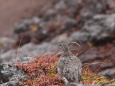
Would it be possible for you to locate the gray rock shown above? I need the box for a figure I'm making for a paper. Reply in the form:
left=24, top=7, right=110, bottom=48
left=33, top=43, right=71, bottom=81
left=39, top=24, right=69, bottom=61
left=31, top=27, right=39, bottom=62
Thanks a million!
left=43, top=9, right=57, bottom=20
left=67, top=32, right=90, bottom=43
left=0, top=43, right=55, bottom=64
left=11, top=56, right=35, bottom=64
left=0, top=37, right=15, bottom=53
left=55, top=0, right=67, bottom=11
left=55, top=15, right=76, bottom=25
left=79, top=50, right=99, bottom=63
left=67, top=13, right=115, bottom=43
left=80, top=0, right=106, bottom=18
left=62, top=17, right=76, bottom=30
left=54, top=0, right=81, bottom=18
left=14, top=17, right=40, bottom=34
left=54, top=0, right=81, bottom=12
left=51, top=34, right=68, bottom=44
left=0, top=81, right=19, bottom=86
left=0, top=43, right=36, bottom=64
left=0, top=50, right=16, bottom=63
left=99, top=69, right=115, bottom=78
left=93, top=14, right=115, bottom=29
left=65, top=0, right=81, bottom=8
left=0, top=64, right=26, bottom=86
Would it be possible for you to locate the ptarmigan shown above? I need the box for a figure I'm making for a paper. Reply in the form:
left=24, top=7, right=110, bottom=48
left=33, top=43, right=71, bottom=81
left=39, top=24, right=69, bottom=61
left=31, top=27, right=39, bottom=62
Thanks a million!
left=57, top=43, right=82, bottom=85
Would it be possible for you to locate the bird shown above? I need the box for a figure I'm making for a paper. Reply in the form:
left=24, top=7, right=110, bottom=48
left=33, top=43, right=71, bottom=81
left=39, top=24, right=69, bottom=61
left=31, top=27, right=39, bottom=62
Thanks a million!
left=57, top=43, right=82, bottom=86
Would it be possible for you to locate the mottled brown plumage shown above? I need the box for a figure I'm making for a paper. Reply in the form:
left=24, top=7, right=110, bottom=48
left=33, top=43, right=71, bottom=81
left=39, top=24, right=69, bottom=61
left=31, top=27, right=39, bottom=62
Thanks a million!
left=57, top=43, right=82, bottom=85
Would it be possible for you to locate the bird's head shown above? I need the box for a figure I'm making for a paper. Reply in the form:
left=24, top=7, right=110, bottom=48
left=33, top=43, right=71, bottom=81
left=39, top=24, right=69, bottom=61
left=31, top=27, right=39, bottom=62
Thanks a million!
left=58, top=43, right=69, bottom=53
